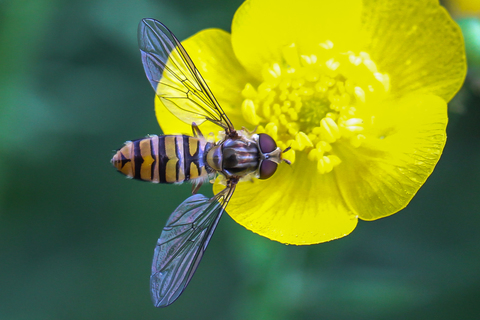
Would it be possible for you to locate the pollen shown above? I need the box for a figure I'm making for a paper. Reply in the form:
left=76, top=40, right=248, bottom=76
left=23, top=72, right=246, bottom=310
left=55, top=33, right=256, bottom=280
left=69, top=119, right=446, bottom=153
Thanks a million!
left=240, top=42, right=389, bottom=173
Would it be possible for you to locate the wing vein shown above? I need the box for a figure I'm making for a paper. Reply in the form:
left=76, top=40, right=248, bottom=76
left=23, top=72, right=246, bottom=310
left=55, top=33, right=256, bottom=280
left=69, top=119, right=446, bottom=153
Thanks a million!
left=150, top=186, right=235, bottom=307
left=138, top=18, right=234, bottom=132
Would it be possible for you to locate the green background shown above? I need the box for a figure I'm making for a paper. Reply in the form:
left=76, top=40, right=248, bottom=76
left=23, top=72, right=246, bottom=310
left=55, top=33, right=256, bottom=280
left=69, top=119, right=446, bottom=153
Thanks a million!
left=1, top=0, right=479, bottom=319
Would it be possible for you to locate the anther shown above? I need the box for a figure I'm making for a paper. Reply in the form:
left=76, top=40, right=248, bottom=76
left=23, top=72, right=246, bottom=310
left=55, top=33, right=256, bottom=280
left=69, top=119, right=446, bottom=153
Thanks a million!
left=242, top=99, right=261, bottom=125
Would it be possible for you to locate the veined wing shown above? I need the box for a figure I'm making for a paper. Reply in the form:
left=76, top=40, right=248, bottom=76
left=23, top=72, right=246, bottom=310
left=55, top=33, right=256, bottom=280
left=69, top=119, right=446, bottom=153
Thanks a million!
left=150, top=185, right=236, bottom=307
left=138, top=18, right=234, bottom=133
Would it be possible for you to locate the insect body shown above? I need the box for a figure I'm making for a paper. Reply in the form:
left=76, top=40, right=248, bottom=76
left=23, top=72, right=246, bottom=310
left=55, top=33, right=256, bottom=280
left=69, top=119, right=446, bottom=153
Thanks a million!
left=111, top=18, right=289, bottom=307
left=112, top=134, right=214, bottom=185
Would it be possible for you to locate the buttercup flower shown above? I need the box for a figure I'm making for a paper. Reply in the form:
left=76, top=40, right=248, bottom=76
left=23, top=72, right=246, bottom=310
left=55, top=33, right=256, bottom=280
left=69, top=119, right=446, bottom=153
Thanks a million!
left=155, top=0, right=466, bottom=244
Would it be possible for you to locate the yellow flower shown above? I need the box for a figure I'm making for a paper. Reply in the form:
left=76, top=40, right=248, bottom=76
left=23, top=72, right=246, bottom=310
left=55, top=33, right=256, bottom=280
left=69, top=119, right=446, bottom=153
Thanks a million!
left=448, top=0, right=480, bottom=16
left=156, top=0, right=466, bottom=244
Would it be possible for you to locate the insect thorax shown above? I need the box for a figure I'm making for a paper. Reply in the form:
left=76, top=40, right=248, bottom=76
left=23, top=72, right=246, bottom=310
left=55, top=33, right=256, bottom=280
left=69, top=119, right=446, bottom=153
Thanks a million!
left=205, top=131, right=261, bottom=180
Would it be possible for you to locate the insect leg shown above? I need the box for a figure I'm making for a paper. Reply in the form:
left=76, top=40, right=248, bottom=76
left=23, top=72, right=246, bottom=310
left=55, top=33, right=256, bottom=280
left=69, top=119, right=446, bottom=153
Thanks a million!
left=191, top=122, right=205, bottom=139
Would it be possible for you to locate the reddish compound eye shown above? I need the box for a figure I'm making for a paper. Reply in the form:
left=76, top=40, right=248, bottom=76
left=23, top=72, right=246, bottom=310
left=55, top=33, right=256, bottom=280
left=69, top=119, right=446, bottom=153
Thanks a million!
left=259, top=160, right=278, bottom=179
left=258, top=133, right=277, bottom=154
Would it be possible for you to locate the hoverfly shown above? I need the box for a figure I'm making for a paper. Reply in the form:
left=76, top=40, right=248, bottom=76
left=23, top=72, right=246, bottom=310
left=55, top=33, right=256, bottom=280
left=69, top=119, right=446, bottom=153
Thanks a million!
left=111, top=18, right=290, bottom=307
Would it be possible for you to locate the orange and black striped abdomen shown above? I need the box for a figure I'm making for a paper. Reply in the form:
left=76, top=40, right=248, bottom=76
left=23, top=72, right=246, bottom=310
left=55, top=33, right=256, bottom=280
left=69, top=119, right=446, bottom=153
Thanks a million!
left=111, top=135, right=213, bottom=183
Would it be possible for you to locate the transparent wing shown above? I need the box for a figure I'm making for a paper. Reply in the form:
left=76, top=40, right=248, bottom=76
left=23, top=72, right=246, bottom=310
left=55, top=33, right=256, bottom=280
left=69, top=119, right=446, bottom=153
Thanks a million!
left=150, top=184, right=236, bottom=307
left=138, top=18, right=234, bottom=133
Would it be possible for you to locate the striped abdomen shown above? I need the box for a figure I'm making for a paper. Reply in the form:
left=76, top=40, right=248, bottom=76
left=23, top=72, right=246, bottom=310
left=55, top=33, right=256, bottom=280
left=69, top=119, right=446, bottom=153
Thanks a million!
left=111, top=135, right=212, bottom=183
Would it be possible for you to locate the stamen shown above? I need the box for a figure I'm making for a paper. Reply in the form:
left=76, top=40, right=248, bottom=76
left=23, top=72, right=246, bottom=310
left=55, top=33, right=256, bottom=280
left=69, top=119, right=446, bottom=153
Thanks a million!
left=239, top=41, right=389, bottom=174
left=319, top=40, right=334, bottom=50
left=295, top=132, right=313, bottom=150
left=354, top=87, right=366, bottom=103
left=320, top=118, right=340, bottom=143
left=242, top=99, right=261, bottom=125
left=265, top=122, right=278, bottom=140
left=308, top=148, right=321, bottom=161
left=242, top=83, right=257, bottom=99
left=326, top=58, right=340, bottom=71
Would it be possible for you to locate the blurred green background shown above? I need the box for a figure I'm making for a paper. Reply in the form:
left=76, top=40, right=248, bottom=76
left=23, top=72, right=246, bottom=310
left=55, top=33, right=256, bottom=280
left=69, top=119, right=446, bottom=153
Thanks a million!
left=1, top=0, right=480, bottom=319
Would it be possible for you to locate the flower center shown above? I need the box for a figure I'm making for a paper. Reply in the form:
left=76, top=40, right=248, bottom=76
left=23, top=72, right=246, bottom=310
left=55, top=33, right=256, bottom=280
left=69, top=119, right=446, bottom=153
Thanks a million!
left=240, top=42, right=389, bottom=174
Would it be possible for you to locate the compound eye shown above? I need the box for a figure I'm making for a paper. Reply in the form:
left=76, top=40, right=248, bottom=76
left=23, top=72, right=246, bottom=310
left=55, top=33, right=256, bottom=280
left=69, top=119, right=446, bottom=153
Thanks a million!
left=258, top=133, right=277, bottom=154
left=259, top=160, right=278, bottom=180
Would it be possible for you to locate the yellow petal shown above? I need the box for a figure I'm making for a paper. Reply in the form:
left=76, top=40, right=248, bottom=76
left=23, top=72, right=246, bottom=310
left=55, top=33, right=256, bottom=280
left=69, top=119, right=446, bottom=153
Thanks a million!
left=334, top=92, right=447, bottom=220
left=232, top=0, right=363, bottom=79
left=359, top=0, right=466, bottom=102
left=214, top=154, right=358, bottom=245
left=156, top=28, right=252, bottom=135
left=231, top=0, right=465, bottom=101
